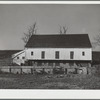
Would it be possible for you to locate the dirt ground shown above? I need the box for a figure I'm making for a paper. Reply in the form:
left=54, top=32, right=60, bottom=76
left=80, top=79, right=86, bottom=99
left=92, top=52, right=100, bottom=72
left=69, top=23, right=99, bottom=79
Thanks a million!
left=0, top=73, right=100, bottom=89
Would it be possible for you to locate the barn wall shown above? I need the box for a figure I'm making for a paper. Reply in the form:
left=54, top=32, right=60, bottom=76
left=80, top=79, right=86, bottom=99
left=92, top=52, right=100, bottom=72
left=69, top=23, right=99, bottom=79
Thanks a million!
left=25, top=48, right=92, bottom=61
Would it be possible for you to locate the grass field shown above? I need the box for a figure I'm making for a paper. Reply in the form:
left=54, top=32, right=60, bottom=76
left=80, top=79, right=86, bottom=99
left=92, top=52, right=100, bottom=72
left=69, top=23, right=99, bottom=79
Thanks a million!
left=0, top=73, right=100, bottom=89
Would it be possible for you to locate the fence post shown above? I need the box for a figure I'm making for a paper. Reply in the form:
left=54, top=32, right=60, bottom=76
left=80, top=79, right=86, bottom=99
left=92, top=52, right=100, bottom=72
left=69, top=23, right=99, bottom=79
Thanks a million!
left=33, top=69, right=36, bottom=75
left=64, top=68, right=65, bottom=74
left=9, top=68, right=11, bottom=73
left=20, top=68, right=22, bottom=74
left=50, top=68, right=53, bottom=74
left=0, top=68, right=1, bottom=73
left=31, top=68, right=33, bottom=74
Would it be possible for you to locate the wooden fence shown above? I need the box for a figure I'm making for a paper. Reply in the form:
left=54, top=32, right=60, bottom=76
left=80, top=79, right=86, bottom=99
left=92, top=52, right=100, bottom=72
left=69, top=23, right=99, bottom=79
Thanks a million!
left=0, top=66, right=88, bottom=74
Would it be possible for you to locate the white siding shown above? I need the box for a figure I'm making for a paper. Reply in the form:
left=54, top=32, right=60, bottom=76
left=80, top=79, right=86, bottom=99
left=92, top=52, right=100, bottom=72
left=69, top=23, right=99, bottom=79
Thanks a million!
left=25, top=48, right=92, bottom=61
left=12, top=51, right=25, bottom=65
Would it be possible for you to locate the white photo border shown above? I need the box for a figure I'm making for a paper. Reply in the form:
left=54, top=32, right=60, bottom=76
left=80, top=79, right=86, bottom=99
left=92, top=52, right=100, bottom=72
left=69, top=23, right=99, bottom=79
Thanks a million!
left=0, top=1, right=100, bottom=99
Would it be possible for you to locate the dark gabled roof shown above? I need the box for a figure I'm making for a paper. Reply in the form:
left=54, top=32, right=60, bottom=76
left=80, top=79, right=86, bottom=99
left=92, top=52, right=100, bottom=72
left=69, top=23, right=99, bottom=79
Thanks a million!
left=0, top=50, right=21, bottom=59
left=25, top=34, right=92, bottom=48
left=92, top=51, right=100, bottom=62
left=12, top=50, right=25, bottom=59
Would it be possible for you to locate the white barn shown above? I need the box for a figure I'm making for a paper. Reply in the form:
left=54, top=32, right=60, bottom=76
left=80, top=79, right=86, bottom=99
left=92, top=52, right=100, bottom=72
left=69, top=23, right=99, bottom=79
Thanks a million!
left=24, top=34, right=92, bottom=67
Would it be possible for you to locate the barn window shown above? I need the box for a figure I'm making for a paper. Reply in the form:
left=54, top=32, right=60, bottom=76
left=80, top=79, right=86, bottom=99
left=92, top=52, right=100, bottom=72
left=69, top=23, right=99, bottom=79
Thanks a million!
left=41, top=51, right=45, bottom=59
left=55, top=51, right=59, bottom=59
left=70, top=51, right=74, bottom=59
left=22, top=57, right=25, bottom=59
left=82, top=52, right=85, bottom=56
left=17, top=57, right=19, bottom=59
left=31, top=51, right=33, bottom=56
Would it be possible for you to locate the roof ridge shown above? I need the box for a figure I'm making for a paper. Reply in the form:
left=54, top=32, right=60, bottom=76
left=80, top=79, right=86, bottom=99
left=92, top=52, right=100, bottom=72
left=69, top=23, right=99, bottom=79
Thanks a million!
left=0, top=50, right=21, bottom=51
left=31, top=34, right=88, bottom=36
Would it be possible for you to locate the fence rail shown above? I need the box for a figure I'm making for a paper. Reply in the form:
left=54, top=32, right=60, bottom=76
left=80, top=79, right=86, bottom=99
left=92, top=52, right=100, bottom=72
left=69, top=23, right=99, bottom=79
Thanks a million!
left=0, top=65, right=88, bottom=75
left=0, top=65, right=79, bottom=68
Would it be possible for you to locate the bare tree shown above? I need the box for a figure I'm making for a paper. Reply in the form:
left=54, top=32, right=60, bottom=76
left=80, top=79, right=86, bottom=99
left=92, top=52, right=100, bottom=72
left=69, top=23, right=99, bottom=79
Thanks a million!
left=22, top=22, right=37, bottom=44
left=92, top=33, right=100, bottom=49
left=94, top=33, right=100, bottom=46
left=59, top=25, right=68, bottom=34
left=91, top=42, right=97, bottom=50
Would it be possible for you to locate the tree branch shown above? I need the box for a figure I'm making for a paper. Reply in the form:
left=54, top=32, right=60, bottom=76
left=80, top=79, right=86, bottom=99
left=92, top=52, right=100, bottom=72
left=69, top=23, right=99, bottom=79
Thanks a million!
left=59, top=25, right=68, bottom=34
left=22, top=22, right=37, bottom=44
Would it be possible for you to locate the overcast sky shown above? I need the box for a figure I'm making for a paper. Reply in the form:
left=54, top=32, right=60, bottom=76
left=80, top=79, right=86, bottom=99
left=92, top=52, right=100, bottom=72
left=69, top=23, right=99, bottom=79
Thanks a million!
left=0, top=4, right=100, bottom=50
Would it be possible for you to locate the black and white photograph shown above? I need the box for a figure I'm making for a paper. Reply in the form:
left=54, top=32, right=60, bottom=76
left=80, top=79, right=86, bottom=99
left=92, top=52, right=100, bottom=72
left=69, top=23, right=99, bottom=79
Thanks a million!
left=0, top=2, right=100, bottom=90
